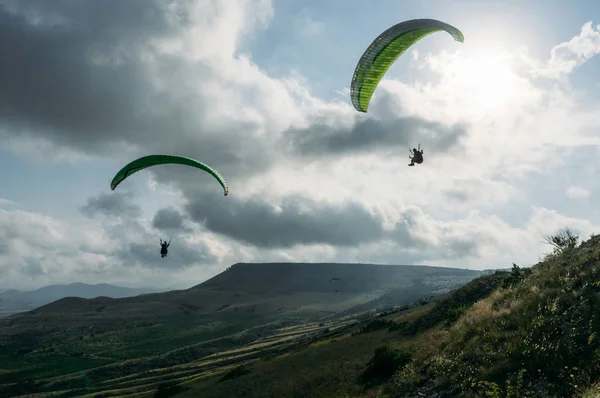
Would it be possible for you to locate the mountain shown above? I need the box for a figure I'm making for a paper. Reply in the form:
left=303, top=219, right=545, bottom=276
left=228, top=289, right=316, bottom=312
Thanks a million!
left=2, top=263, right=481, bottom=323
left=0, top=282, right=161, bottom=316
left=0, top=262, right=483, bottom=397
left=202, top=262, right=480, bottom=294
left=176, top=234, right=600, bottom=398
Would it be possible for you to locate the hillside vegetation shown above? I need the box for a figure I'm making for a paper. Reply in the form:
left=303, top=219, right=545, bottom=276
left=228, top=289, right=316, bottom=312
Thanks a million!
left=388, top=230, right=600, bottom=398
left=0, top=262, right=478, bottom=397
left=180, top=230, right=600, bottom=398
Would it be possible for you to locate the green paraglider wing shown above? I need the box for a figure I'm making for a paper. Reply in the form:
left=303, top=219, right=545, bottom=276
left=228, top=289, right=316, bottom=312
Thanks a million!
left=110, top=155, right=229, bottom=196
left=350, top=19, right=464, bottom=113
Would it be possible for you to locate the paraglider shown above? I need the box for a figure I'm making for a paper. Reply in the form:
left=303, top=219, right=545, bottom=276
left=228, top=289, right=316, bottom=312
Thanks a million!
left=350, top=19, right=464, bottom=113
left=160, top=238, right=171, bottom=258
left=329, top=278, right=343, bottom=293
left=110, top=155, right=229, bottom=196
left=409, top=144, right=424, bottom=166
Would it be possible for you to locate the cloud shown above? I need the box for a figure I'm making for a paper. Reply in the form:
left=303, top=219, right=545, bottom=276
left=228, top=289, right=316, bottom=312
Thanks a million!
left=566, top=185, right=590, bottom=199
left=181, top=189, right=522, bottom=266
left=0, top=0, right=176, bottom=152
left=0, top=0, right=282, bottom=182
left=293, top=9, right=324, bottom=39
left=116, top=239, right=215, bottom=270
left=287, top=116, right=467, bottom=158
left=0, top=204, right=224, bottom=288
left=152, top=207, right=191, bottom=232
left=185, top=192, right=385, bottom=248
left=441, top=178, right=522, bottom=208
left=0, top=198, right=17, bottom=208
left=0, top=208, right=116, bottom=285
left=3, top=1, right=600, bottom=291
left=354, top=206, right=600, bottom=269
left=527, top=207, right=597, bottom=244
left=80, top=192, right=142, bottom=219
left=543, top=21, right=600, bottom=79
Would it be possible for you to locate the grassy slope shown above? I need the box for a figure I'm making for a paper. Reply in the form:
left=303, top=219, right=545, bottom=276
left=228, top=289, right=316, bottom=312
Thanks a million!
left=0, top=263, right=479, bottom=397
left=179, top=235, right=600, bottom=398
left=177, top=274, right=508, bottom=398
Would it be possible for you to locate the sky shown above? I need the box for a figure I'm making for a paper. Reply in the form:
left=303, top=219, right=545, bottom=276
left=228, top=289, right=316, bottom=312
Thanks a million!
left=1, top=0, right=600, bottom=290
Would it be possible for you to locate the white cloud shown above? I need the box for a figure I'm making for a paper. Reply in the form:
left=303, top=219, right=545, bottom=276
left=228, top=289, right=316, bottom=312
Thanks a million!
left=2, top=3, right=600, bottom=289
left=0, top=198, right=17, bottom=208
left=0, top=204, right=245, bottom=290
left=0, top=209, right=114, bottom=288
left=566, top=185, right=590, bottom=199
left=543, top=21, right=600, bottom=79
left=293, top=9, right=325, bottom=39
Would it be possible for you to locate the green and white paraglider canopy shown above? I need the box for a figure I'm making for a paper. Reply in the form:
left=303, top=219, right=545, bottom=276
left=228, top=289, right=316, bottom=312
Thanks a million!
left=110, top=154, right=229, bottom=196
left=350, top=18, right=464, bottom=113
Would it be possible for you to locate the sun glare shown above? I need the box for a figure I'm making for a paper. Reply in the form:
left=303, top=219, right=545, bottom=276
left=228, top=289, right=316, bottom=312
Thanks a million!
left=438, top=49, right=522, bottom=117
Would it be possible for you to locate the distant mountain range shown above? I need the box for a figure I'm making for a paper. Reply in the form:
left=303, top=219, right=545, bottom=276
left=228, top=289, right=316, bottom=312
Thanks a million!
left=0, top=282, right=162, bottom=317
left=3, top=262, right=483, bottom=323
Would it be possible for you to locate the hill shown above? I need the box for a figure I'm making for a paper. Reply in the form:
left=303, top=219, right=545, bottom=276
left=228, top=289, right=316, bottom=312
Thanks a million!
left=0, top=282, right=160, bottom=317
left=177, top=271, right=510, bottom=398
left=3, top=262, right=480, bottom=322
left=0, top=262, right=480, bottom=396
left=201, top=262, right=478, bottom=294
left=176, top=232, right=600, bottom=398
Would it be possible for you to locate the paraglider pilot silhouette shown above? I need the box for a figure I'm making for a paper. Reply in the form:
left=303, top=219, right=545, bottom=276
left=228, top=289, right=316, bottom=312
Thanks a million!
left=409, top=144, right=423, bottom=167
left=160, top=238, right=171, bottom=258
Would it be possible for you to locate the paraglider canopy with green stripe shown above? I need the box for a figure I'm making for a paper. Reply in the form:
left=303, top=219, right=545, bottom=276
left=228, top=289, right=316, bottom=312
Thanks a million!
left=350, top=19, right=464, bottom=113
left=110, top=154, right=229, bottom=196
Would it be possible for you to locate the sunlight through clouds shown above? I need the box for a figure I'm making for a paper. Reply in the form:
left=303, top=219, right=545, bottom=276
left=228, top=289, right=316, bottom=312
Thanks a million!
left=428, top=50, right=524, bottom=117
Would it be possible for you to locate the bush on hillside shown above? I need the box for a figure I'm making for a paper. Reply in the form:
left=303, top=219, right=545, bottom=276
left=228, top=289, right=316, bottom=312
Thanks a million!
left=353, top=319, right=394, bottom=335
left=359, top=345, right=412, bottom=386
left=218, top=364, right=251, bottom=383
left=501, top=263, right=532, bottom=289
left=153, top=381, right=187, bottom=398
left=543, top=227, right=580, bottom=259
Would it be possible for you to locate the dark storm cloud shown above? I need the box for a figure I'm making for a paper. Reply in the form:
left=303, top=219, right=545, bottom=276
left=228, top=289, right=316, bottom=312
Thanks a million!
left=0, top=0, right=273, bottom=179
left=152, top=207, right=190, bottom=232
left=0, top=0, right=173, bottom=148
left=288, top=117, right=467, bottom=157
left=364, top=235, right=479, bottom=265
left=117, top=240, right=215, bottom=269
left=185, top=192, right=386, bottom=248
left=183, top=188, right=484, bottom=262
left=80, top=192, right=142, bottom=218
left=0, top=239, right=10, bottom=256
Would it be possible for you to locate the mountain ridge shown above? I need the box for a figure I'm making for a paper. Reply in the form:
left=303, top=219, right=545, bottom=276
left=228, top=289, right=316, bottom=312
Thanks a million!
left=0, top=282, right=162, bottom=317
left=3, top=262, right=481, bottom=323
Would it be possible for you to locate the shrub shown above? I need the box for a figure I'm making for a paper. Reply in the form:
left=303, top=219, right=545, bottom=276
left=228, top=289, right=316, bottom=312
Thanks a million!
left=153, top=381, right=187, bottom=398
left=218, top=364, right=251, bottom=383
left=360, top=345, right=413, bottom=386
left=353, top=319, right=394, bottom=335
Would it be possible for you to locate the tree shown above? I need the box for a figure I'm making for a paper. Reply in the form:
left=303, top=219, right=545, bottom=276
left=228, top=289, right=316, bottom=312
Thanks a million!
left=502, top=263, right=532, bottom=289
left=543, top=228, right=579, bottom=253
